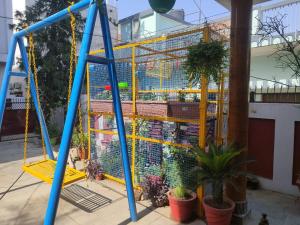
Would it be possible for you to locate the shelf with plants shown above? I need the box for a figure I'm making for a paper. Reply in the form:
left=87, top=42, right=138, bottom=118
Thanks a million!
left=90, top=90, right=210, bottom=119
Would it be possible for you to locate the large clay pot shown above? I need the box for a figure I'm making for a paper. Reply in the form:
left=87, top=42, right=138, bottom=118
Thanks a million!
left=203, top=196, right=235, bottom=225
left=168, top=190, right=197, bottom=222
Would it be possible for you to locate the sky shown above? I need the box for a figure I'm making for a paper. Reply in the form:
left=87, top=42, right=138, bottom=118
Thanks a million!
left=12, top=0, right=229, bottom=23
left=12, top=0, right=285, bottom=24
left=114, top=0, right=229, bottom=23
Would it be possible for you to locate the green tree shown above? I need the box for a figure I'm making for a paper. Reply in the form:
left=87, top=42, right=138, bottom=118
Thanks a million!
left=11, top=1, right=84, bottom=122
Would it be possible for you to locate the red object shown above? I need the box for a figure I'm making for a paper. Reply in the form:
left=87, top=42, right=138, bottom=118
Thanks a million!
left=96, top=173, right=104, bottom=181
left=104, top=85, right=111, bottom=91
left=248, top=118, right=275, bottom=179
left=203, top=196, right=235, bottom=225
left=293, top=122, right=300, bottom=185
left=168, top=190, right=197, bottom=222
left=176, top=59, right=180, bottom=69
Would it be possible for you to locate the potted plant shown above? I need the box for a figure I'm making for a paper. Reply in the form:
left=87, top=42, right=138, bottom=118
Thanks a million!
left=191, top=143, right=249, bottom=225
left=71, top=130, right=89, bottom=160
left=168, top=186, right=197, bottom=222
left=184, top=38, right=228, bottom=84
left=141, top=175, right=169, bottom=207
left=86, top=160, right=104, bottom=181
left=168, top=90, right=199, bottom=119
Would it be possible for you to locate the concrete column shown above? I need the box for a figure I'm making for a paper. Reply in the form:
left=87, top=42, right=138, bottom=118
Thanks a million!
left=226, top=0, right=253, bottom=223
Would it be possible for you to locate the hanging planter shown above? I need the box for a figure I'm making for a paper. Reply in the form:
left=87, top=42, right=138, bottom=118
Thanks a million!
left=148, top=0, right=176, bottom=14
left=184, top=39, right=228, bottom=84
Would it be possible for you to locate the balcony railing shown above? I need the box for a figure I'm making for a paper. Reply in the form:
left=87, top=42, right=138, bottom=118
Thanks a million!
left=251, top=0, right=300, bottom=48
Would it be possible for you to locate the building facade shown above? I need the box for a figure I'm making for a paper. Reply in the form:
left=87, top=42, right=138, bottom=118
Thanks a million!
left=118, top=9, right=190, bottom=42
left=0, top=0, right=13, bottom=87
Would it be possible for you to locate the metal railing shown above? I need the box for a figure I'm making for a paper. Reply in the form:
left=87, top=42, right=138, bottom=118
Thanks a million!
left=251, top=0, right=300, bottom=48
left=249, top=76, right=300, bottom=103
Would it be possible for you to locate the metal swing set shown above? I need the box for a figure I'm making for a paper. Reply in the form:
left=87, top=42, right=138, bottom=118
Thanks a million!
left=0, top=0, right=137, bottom=224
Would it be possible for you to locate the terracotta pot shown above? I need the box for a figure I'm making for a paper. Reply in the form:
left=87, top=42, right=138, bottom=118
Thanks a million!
left=91, top=100, right=169, bottom=117
left=203, top=196, right=235, bottom=225
left=136, top=101, right=168, bottom=117
left=78, top=148, right=88, bottom=160
left=96, top=173, right=104, bottom=181
left=91, top=100, right=201, bottom=119
left=168, top=190, right=197, bottom=222
left=168, top=101, right=199, bottom=119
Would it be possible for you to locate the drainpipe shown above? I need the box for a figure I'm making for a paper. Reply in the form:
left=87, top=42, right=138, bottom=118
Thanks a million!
left=226, top=0, right=253, bottom=224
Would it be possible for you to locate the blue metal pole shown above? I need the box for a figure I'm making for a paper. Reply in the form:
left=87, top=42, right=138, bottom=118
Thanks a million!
left=18, top=38, right=54, bottom=160
left=0, top=36, right=17, bottom=128
left=15, top=0, right=90, bottom=38
left=98, top=1, right=138, bottom=221
left=43, top=1, right=97, bottom=224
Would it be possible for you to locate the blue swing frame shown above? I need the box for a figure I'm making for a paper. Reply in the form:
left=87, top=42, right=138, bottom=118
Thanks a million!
left=0, top=1, right=137, bottom=224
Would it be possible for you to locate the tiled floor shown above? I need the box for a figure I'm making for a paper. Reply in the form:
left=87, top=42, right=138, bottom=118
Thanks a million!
left=0, top=140, right=299, bottom=225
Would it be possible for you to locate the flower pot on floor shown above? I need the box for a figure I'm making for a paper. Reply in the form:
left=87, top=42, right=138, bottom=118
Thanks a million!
left=78, top=148, right=88, bottom=160
left=203, top=196, right=235, bottom=225
left=95, top=173, right=104, bottom=181
left=168, top=190, right=197, bottom=222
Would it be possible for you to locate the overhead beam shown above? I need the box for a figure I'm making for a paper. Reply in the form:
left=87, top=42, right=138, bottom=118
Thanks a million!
left=136, top=45, right=180, bottom=58
left=215, top=0, right=270, bottom=9
left=15, top=0, right=90, bottom=38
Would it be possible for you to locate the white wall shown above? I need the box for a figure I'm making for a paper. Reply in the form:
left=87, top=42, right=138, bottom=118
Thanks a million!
left=250, top=54, right=299, bottom=88
left=0, top=0, right=13, bottom=86
left=156, top=14, right=187, bottom=36
left=139, top=13, right=156, bottom=39
left=249, top=103, right=300, bottom=196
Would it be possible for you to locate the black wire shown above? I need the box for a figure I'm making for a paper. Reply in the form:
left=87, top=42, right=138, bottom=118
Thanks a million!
left=250, top=75, right=300, bottom=88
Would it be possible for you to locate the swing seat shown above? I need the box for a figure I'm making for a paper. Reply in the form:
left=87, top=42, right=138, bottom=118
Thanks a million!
left=22, top=159, right=86, bottom=186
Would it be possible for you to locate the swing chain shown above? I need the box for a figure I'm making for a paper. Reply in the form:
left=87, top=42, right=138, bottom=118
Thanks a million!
left=68, top=3, right=86, bottom=157
left=24, top=33, right=46, bottom=164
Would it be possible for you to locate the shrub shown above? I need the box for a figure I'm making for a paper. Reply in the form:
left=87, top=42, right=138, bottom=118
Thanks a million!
left=141, top=175, right=169, bottom=207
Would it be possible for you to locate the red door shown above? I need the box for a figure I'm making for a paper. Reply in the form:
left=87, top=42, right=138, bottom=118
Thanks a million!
left=248, top=118, right=275, bottom=179
left=1, top=109, right=34, bottom=137
left=293, top=122, right=300, bottom=185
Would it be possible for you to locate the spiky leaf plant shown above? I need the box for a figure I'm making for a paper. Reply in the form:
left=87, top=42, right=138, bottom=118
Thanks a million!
left=191, top=143, right=249, bottom=209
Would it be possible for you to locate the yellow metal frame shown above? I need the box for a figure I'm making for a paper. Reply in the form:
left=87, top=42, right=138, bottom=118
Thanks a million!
left=22, top=159, right=86, bottom=186
left=90, top=128, right=191, bottom=149
left=87, top=66, right=91, bottom=160
left=131, top=46, right=137, bottom=183
left=197, top=26, right=210, bottom=218
left=87, top=27, right=226, bottom=194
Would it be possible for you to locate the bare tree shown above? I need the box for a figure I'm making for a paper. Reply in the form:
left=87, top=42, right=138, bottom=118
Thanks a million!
left=256, top=14, right=300, bottom=79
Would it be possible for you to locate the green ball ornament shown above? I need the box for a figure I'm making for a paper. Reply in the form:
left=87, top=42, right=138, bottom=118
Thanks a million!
left=148, top=0, right=176, bottom=14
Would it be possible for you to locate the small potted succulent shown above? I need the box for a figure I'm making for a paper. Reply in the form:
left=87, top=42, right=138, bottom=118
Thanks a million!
left=141, top=175, right=169, bottom=207
left=168, top=186, right=197, bottom=222
left=191, top=143, right=249, bottom=225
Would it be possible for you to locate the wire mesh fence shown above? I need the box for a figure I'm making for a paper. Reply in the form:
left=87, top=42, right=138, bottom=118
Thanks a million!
left=87, top=26, right=229, bottom=189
